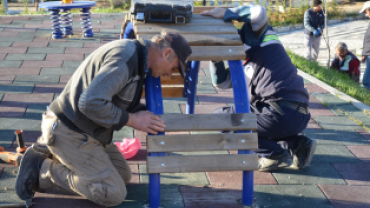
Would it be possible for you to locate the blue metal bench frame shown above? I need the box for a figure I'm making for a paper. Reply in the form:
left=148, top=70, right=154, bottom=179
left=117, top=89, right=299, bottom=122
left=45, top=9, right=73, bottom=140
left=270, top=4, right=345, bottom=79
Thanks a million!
left=124, top=23, right=254, bottom=208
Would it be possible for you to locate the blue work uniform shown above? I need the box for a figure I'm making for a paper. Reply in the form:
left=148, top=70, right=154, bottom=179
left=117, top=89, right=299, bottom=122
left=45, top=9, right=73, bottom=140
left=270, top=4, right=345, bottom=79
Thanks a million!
left=212, top=6, right=311, bottom=158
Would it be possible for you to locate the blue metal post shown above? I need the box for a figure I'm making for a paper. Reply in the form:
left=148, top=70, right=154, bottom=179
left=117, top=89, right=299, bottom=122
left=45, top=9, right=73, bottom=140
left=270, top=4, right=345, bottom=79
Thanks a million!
left=185, top=61, right=200, bottom=114
left=182, top=61, right=192, bottom=98
left=228, top=60, right=254, bottom=206
left=145, top=72, right=165, bottom=208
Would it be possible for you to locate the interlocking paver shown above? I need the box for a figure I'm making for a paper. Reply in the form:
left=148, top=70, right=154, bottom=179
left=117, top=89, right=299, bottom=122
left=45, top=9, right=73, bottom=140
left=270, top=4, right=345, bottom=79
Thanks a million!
left=180, top=186, right=243, bottom=208
left=27, top=47, right=65, bottom=54
left=22, top=60, right=63, bottom=68
left=48, top=42, right=84, bottom=48
left=357, top=129, right=370, bottom=141
left=313, top=93, right=350, bottom=106
left=207, top=171, right=278, bottom=189
left=327, top=104, right=366, bottom=116
left=12, top=20, right=43, bottom=25
left=0, top=47, right=27, bottom=54
left=14, top=75, right=60, bottom=84
left=0, top=31, right=19, bottom=36
left=139, top=165, right=209, bottom=186
left=59, top=75, right=72, bottom=84
left=346, top=146, right=370, bottom=163
left=63, top=60, right=83, bottom=68
left=84, top=42, right=106, bottom=48
left=0, top=117, right=41, bottom=131
left=311, top=116, right=364, bottom=131
left=24, top=104, right=48, bottom=120
left=0, top=36, right=33, bottom=42
left=0, top=42, right=13, bottom=47
left=113, top=185, right=184, bottom=208
left=0, top=60, right=22, bottom=68
left=272, top=163, right=346, bottom=185
left=5, top=54, right=46, bottom=61
left=40, top=67, right=76, bottom=75
left=312, top=145, right=361, bottom=164
left=303, top=129, right=370, bottom=146
left=331, top=162, right=370, bottom=186
left=305, top=83, right=329, bottom=94
left=46, top=54, right=84, bottom=61
left=0, top=130, right=16, bottom=147
left=306, top=119, right=322, bottom=129
left=0, top=67, right=40, bottom=75
left=33, top=84, right=65, bottom=93
left=0, top=54, right=5, bottom=60
left=3, top=28, right=36, bottom=33
left=0, top=105, right=26, bottom=117
left=309, top=95, right=336, bottom=116
left=2, top=92, right=53, bottom=104
left=319, top=185, right=370, bottom=208
left=12, top=41, right=49, bottom=47
left=0, top=84, right=34, bottom=94
left=0, top=19, right=13, bottom=24
left=254, top=185, right=333, bottom=208
left=65, top=47, right=96, bottom=54
left=112, top=126, right=134, bottom=142
left=0, top=167, right=18, bottom=191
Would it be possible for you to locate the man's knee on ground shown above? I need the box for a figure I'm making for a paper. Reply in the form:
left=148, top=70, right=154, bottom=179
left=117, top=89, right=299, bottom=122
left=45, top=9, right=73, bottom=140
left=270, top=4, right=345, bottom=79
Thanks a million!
left=88, top=181, right=127, bottom=206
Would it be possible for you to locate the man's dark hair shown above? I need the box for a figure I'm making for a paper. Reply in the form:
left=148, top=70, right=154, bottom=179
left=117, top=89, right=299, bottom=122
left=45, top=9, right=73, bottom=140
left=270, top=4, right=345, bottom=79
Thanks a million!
left=313, top=0, right=322, bottom=7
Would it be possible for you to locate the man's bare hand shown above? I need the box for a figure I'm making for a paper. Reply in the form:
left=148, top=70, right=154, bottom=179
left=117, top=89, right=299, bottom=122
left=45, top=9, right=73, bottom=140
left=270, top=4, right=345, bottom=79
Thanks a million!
left=126, top=111, right=166, bottom=134
left=362, top=56, right=367, bottom=63
left=201, top=7, right=227, bottom=19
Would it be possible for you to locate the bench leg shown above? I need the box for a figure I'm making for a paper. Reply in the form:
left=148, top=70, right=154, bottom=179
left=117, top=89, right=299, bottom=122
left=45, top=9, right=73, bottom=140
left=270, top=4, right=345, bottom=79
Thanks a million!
left=50, top=9, right=63, bottom=39
left=145, top=72, right=165, bottom=208
left=228, top=60, right=254, bottom=206
left=185, top=61, right=200, bottom=114
left=80, top=7, right=94, bottom=38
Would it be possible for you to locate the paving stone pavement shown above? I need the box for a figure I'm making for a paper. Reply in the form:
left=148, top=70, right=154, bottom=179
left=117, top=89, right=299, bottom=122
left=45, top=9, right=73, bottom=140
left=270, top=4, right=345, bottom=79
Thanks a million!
left=0, top=14, right=370, bottom=208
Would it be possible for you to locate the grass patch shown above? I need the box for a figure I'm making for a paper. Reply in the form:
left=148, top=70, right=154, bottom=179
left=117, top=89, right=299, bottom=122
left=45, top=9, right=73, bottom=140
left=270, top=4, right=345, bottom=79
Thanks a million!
left=286, top=49, right=370, bottom=106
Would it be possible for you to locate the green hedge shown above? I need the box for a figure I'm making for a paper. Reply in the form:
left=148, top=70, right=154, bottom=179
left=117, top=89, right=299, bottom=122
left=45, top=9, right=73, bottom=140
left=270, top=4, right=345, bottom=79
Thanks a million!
left=286, top=49, right=370, bottom=106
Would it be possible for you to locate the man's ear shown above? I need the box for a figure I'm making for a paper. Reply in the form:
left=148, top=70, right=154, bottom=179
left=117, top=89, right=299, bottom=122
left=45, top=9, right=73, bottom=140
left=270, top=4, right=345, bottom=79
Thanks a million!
left=163, top=48, right=173, bottom=58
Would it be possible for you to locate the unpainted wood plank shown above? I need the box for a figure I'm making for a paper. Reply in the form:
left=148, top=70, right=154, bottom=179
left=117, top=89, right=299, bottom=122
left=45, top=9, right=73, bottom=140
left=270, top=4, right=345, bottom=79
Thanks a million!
left=160, top=74, right=184, bottom=85
left=133, top=17, right=231, bottom=27
left=134, top=25, right=237, bottom=34
left=147, top=133, right=258, bottom=152
left=188, top=46, right=246, bottom=61
left=142, top=85, right=184, bottom=98
left=193, top=6, right=233, bottom=14
left=147, top=154, right=258, bottom=173
left=137, top=33, right=242, bottom=46
left=158, top=113, right=257, bottom=131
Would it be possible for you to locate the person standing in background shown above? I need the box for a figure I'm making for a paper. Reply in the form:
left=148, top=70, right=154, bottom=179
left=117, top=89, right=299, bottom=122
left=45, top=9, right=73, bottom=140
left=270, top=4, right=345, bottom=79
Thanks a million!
left=304, top=0, right=325, bottom=61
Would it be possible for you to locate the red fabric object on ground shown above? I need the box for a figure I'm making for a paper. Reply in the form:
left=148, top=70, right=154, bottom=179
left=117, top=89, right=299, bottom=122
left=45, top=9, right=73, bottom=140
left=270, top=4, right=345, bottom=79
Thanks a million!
left=114, top=138, right=142, bottom=159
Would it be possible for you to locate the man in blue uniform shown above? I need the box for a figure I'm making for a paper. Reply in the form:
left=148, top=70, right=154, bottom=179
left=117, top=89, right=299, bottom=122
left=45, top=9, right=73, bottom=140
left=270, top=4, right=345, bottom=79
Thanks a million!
left=202, top=6, right=316, bottom=172
left=304, top=0, right=325, bottom=61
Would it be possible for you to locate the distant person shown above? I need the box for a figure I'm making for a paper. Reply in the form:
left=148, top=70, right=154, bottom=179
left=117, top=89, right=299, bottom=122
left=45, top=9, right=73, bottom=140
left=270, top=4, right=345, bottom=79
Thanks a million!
left=331, top=42, right=360, bottom=83
left=360, top=1, right=370, bottom=89
left=304, top=0, right=325, bottom=61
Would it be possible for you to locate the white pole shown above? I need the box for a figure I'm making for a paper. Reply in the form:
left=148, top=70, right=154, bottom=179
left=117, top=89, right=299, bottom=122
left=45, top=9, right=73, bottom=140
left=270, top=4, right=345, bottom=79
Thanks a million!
left=325, top=0, right=330, bottom=69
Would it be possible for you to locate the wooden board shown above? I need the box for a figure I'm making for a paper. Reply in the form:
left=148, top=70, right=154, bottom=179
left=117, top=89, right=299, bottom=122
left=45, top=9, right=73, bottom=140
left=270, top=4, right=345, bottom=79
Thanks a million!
left=147, top=154, right=258, bottom=173
left=157, top=113, right=257, bottom=131
left=189, top=46, right=246, bottom=61
left=160, top=74, right=184, bottom=85
left=137, top=33, right=242, bottom=46
left=147, top=133, right=258, bottom=152
left=193, top=6, right=233, bottom=14
left=142, top=85, right=184, bottom=98
left=132, top=16, right=231, bottom=26
left=134, top=25, right=237, bottom=34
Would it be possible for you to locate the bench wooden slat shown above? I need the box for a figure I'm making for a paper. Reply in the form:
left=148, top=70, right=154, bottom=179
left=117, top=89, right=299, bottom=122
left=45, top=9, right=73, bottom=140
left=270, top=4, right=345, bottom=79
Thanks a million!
left=189, top=46, right=246, bottom=61
left=134, top=25, right=237, bottom=34
left=142, top=85, right=184, bottom=98
left=193, top=6, right=233, bottom=14
left=137, top=33, right=242, bottom=46
left=160, top=74, right=184, bottom=85
left=158, top=113, right=257, bottom=131
left=147, top=133, right=257, bottom=152
left=147, top=154, right=258, bottom=173
left=133, top=16, right=231, bottom=26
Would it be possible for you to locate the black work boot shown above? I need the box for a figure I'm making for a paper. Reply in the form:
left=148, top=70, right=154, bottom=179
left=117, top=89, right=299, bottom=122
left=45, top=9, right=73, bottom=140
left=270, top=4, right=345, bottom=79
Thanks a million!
left=290, top=135, right=317, bottom=169
left=15, top=145, right=47, bottom=201
left=258, top=150, right=293, bottom=172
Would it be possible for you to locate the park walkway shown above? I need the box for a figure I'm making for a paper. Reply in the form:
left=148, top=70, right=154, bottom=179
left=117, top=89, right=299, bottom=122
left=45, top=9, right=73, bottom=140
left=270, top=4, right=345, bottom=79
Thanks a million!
left=0, top=14, right=369, bottom=207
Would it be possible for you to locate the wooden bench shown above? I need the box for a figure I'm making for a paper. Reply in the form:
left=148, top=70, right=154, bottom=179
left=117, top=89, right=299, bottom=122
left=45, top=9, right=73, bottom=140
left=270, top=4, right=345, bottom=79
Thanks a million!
left=120, top=13, right=244, bottom=98
left=146, top=113, right=258, bottom=206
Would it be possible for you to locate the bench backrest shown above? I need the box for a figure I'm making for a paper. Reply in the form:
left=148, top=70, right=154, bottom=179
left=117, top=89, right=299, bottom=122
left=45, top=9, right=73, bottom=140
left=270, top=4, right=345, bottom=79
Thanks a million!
left=146, top=113, right=258, bottom=173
